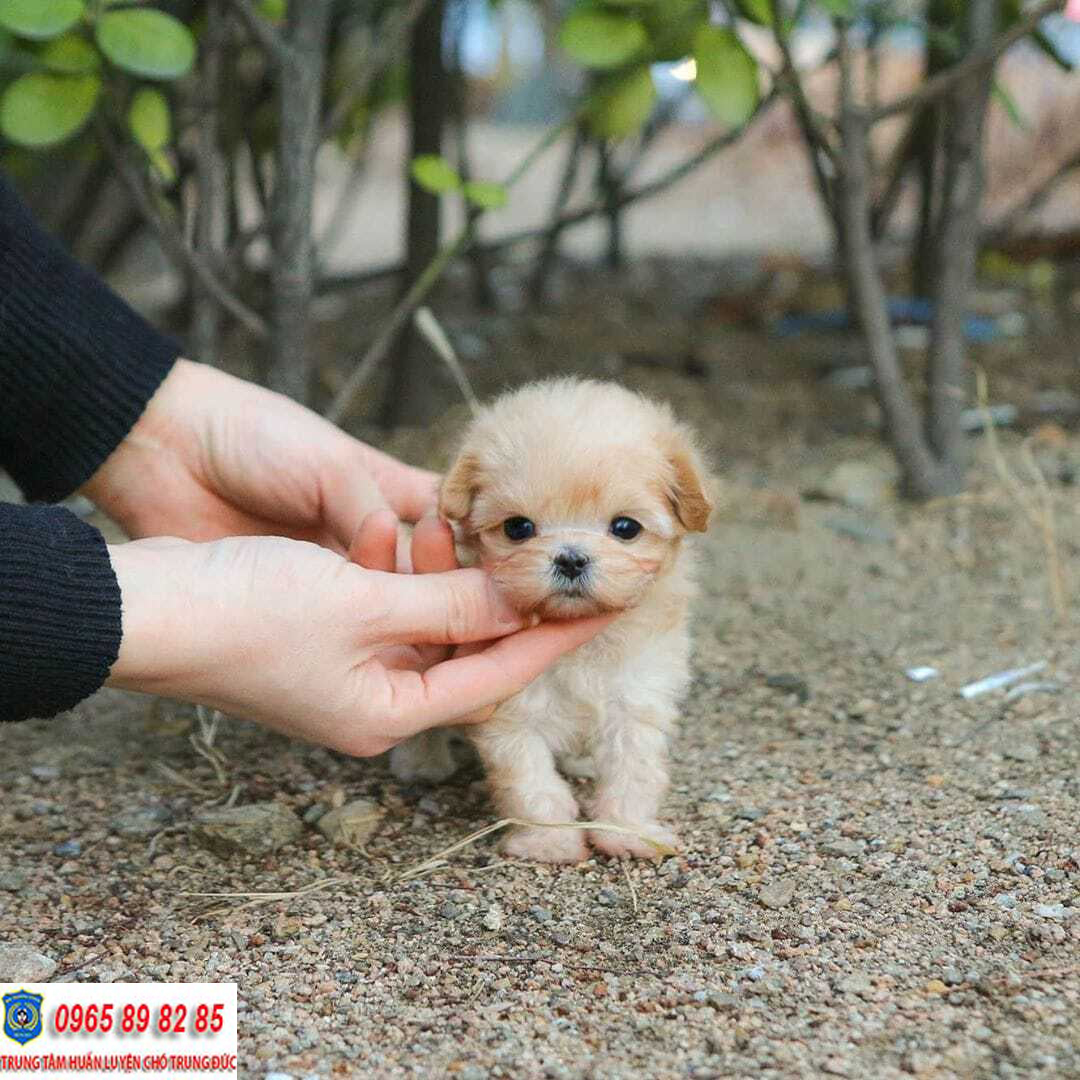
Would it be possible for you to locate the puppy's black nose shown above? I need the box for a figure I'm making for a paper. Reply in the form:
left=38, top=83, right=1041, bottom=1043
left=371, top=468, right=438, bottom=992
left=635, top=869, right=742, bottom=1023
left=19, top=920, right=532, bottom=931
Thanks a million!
left=553, top=548, right=590, bottom=580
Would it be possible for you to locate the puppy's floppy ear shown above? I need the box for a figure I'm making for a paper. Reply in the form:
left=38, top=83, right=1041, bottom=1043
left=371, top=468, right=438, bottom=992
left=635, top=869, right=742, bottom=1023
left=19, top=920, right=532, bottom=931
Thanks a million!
left=439, top=451, right=480, bottom=521
left=664, top=432, right=712, bottom=533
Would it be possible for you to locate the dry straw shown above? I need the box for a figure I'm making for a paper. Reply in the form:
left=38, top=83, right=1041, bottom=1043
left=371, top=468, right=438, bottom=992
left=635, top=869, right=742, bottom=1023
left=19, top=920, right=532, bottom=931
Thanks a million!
left=975, top=369, right=1068, bottom=624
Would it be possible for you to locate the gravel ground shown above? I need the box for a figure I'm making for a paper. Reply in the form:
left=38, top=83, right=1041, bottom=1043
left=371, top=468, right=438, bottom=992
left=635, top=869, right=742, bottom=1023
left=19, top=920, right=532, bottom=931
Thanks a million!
left=3, top=268, right=1080, bottom=1079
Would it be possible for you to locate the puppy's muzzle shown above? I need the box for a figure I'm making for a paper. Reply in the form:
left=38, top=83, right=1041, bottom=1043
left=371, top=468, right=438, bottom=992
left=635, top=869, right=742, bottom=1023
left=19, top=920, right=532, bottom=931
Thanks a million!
left=552, top=546, right=590, bottom=585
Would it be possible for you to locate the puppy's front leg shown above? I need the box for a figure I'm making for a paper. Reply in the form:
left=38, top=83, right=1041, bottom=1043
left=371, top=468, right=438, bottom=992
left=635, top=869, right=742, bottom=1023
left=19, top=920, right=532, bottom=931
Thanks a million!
left=588, top=706, right=678, bottom=859
left=472, top=724, right=586, bottom=864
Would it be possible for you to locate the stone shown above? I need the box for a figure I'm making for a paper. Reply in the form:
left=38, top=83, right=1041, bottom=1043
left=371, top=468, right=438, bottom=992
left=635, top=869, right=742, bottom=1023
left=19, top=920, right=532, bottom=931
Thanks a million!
left=1035, top=904, right=1072, bottom=920
left=0, top=870, right=27, bottom=892
left=822, top=839, right=865, bottom=858
left=111, top=806, right=171, bottom=838
left=1002, top=739, right=1040, bottom=763
left=816, top=461, right=896, bottom=510
left=0, top=944, right=57, bottom=981
left=758, top=878, right=796, bottom=910
left=315, top=799, right=384, bottom=848
left=193, top=802, right=303, bottom=857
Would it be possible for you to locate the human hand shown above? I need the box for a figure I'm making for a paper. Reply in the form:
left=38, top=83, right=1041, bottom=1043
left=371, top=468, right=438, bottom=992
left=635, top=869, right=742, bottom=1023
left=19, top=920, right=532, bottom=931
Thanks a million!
left=82, top=358, right=437, bottom=550
left=106, top=534, right=612, bottom=755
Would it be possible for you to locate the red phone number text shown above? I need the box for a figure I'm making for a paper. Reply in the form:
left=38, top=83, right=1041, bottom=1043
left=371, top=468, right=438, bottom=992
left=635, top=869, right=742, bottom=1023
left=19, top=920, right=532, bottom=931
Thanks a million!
left=49, top=1003, right=227, bottom=1037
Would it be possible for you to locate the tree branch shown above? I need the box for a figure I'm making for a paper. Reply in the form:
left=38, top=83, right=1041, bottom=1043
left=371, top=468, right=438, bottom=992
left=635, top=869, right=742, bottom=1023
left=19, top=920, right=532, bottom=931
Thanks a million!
left=318, top=89, right=780, bottom=296
left=225, top=0, right=292, bottom=67
left=836, top=26, right=942, bottom=496
left=925, top=0, right=997, bottom=481
left=870, top=0, right=1064, bottom=121
left=95, top=117, right=268, bottom=338
left=320, top=0, right=430, bottom=141
left=323, top=92, right=778, bottom=422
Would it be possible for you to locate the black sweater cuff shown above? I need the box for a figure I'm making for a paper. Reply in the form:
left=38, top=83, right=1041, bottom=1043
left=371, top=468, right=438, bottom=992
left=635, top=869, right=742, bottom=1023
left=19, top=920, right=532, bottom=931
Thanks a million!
left=0, top=175, right=180, bottom=502
left=0, top=503, right=121, bottom=722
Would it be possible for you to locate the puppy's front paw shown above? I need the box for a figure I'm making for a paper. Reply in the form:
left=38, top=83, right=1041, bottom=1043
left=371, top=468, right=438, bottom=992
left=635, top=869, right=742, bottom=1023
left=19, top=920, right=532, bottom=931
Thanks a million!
left=502, top=826, right=587, bottom=864
left=588, top=822, right=679, bottom=860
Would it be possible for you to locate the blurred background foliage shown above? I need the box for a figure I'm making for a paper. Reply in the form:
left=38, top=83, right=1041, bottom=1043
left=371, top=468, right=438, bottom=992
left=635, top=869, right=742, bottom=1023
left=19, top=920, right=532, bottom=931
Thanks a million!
left=1, top=0, right=1079, bottom=494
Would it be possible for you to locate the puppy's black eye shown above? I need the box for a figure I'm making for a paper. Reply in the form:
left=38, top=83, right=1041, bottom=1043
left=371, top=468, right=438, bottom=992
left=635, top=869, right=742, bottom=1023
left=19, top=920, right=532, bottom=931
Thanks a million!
left=503, top=517, right=536, bottom=542
left=610, top=516, right=643, bottom=540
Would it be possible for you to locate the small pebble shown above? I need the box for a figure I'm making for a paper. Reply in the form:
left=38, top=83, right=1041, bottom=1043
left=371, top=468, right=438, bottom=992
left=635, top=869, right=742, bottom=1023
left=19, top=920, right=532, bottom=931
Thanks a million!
left=1035, top=904, right=1071, bottom=920
left=529, top=905, right=552, bottom=923
left=439, top=901, right=462, bottom=920
left=0, top=944, right=57, bottom=981
left=758, top=878, right=796, bottom=910
left=0, top=870, right=27, bottom=892
left=29, top=765, right=60, bottom=782
left=597, top=889, right=618, bottom=907
left=111, top=806, right=171, bottom=837
left=52, top=840, right=81, bottom=858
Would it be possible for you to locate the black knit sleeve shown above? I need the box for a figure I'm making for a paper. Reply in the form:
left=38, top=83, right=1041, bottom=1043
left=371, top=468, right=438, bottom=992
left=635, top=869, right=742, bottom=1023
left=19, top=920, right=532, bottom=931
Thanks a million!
left=0, top=503, right=121, bottom=722
left=0, top=174, right=180, bottom=502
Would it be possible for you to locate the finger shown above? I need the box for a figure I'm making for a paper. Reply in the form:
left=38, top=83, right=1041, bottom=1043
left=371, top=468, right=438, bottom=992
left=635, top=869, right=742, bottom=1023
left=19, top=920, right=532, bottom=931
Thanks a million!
left=322, top=467, right=392, bottom=554
left=366, top=568, right=525, bottom=645
left=349, top=510, right=399, bottom=572
left=411, top=514, right=458, bottom=574
left=354, top=445, right=441, bottom=523
left=359, top=614, right=616, bottom=736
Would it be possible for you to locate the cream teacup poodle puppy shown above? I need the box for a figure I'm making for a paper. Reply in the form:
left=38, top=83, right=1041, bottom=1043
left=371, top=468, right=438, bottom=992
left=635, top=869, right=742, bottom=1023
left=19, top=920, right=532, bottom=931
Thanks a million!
left=391, top=378, right=712, bottom=863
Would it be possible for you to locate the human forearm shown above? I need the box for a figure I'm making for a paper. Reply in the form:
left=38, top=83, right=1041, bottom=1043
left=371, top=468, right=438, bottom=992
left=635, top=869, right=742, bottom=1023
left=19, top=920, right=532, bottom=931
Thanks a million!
left=0, top=503, right=121, bottom=722
left=0, top=174, right=179, bottom=502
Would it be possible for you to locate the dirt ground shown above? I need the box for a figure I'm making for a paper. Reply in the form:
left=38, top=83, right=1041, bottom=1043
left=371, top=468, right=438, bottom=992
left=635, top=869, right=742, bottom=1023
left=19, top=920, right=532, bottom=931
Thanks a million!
left=2, top=259, right=1080, bottom=1079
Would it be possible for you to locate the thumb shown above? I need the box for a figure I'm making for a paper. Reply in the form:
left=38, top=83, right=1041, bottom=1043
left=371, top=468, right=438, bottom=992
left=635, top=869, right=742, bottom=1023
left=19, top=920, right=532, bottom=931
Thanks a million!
left=368, top=567, right=525, bottom=645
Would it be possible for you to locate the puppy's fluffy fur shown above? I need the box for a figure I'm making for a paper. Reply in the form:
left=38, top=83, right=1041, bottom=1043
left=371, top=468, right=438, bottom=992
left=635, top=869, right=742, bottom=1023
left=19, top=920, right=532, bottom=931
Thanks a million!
left=391, top=378, right=712, bottom=862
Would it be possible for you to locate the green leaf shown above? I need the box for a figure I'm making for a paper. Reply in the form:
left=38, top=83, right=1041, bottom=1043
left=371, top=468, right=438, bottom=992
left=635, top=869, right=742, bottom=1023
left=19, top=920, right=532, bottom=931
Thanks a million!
left=818, top=0, right=854, bottom=17
left=148, top=146, right=175, bottom=184
left=992, top=79, right=1029, bottom=130
left=128, top=86, right=170, bottom=151
left=0, top=0, right=84, bottom=41
left=559, top=10, right=647, bottom=70
left=736, top=0, right=774, bottom=25
left=463, top=180, right=508, bottom=209
left=410, top=154, right=461, bottom=194
left=644, top=0, right=707, bottom=61
left=95, top=10, right=195, bottom=80
left=693, top=25, right=759, bottom=128
left=39, top=32, right=99, bottom=74
left=0, top=71, right=99, bottom=146
left=587, top=65, right=657, bottom=139
left=257, top=0, right=286, bottom=21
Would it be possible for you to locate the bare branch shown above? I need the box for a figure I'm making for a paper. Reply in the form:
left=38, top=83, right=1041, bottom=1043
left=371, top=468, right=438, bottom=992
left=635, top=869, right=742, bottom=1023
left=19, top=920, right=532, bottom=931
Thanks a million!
left=871, top=0, right=1064, bottom=121
left=321, top=0, right=430, bottom=141
left=836, top=26, right=943, bottom=496
left=225, top=0, right=292, bottom=67
left=266, top=0, right=334, bottom=401
left=986, top=145, right=1080, bottom=241
left=318, top=89, right=780, bottom=296
left=95, top=117, right=268, bottom=338
left=323, top=93, right=778, bottom=423
left=925, top=0, right=997, bottom=480
left=324, top=232, right=467, bottom=424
